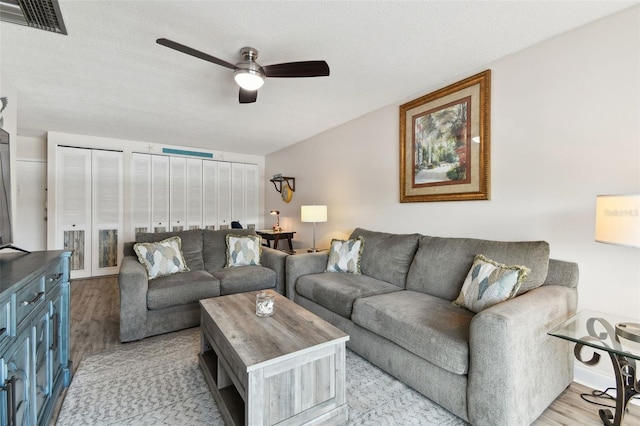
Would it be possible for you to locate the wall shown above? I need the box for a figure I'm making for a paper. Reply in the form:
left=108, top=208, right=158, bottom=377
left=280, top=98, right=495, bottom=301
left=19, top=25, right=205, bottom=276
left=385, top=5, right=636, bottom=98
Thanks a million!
left=15, top=135, right=47, bottom=250
left=266, top=7, right=640, bottom=388
left=0, top=72, right=18, bottom=251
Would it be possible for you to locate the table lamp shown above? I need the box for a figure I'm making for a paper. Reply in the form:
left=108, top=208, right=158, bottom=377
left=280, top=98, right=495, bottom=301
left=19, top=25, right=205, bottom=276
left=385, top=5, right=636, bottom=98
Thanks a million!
left=595, top=194, right=640, bottom=342
left=301, top=205, right=327, bottom=252
left=270, top=210, right=281, bottom=232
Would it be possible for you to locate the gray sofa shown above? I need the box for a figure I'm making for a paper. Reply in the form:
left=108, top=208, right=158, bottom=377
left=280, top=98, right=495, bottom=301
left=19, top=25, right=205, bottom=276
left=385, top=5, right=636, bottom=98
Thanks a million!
left=286, top=228, right=579, bottom=426
left=119, top=228, right=287, bottom=342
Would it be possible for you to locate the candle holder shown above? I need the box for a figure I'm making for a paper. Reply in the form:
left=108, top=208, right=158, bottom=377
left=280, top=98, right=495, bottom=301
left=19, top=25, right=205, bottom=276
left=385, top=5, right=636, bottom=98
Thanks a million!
left=256, top=292, right=275, bottom=317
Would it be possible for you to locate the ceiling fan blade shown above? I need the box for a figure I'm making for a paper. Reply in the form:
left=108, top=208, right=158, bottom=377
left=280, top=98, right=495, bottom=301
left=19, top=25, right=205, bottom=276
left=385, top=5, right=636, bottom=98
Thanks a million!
left=263, top=61, right=330, bottom=78
left=156, top=38, right=237, bottom=70
left=239, top=88, right=258, bottom=104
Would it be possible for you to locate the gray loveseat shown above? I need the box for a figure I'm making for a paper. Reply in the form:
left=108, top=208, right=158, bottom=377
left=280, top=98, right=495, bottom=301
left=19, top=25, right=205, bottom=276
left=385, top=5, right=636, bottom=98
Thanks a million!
left=119, top=228, right=287, bottom=342
left=286, top=228, right=578, bottom=426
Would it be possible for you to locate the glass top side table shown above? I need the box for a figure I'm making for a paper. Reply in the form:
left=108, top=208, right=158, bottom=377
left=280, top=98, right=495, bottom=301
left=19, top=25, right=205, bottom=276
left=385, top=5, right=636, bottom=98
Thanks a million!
left=549, top=310, right=640, bottom=426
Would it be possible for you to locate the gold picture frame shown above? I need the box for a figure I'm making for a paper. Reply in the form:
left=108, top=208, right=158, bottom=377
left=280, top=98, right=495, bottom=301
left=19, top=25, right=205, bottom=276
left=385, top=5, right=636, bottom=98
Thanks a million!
left=400, top=70, right=491, bottom=202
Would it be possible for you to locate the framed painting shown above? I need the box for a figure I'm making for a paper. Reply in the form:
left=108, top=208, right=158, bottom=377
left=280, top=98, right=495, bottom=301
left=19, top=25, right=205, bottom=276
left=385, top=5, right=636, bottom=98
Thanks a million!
left=400, top=70, right=491, bottom=202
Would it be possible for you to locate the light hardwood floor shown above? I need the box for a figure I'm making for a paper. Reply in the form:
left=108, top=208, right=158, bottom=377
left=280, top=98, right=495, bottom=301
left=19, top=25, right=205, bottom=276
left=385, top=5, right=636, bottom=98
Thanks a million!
left=52, top=276, right=640, bottom=425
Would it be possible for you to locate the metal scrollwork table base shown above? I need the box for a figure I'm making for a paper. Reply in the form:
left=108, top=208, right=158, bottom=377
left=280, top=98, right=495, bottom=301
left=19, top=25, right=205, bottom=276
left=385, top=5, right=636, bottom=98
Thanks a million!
left=549, top=310, right=640, bottom=426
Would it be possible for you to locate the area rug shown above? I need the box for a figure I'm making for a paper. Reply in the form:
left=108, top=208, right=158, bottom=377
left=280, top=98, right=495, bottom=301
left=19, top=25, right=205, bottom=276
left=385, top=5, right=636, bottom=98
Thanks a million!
left=57, top=328, right=468, bottom=425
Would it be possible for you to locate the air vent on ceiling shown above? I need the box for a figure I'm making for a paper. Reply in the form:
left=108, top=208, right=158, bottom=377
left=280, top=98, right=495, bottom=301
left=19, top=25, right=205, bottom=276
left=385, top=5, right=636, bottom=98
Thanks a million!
left=0, top=0, right=67, bottom=35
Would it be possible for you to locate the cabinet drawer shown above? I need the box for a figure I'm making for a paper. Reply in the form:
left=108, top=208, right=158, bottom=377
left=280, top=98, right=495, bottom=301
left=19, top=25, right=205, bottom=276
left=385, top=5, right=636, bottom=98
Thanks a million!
left=15, top=277, right=45, bottom=327
left=45, top=261, right=64, bottom=290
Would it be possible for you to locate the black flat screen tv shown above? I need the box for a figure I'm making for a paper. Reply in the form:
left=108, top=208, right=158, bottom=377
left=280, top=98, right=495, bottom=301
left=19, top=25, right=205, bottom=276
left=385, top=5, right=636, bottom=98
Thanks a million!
left=0, top=128, right=14, bottom=249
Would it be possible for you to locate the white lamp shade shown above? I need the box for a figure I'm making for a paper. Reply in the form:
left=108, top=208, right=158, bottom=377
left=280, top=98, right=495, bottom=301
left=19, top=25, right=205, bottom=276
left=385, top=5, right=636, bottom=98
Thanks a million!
left=301, top=205, right=327, bottom=223
left=595, top=194, right=640, bottom=248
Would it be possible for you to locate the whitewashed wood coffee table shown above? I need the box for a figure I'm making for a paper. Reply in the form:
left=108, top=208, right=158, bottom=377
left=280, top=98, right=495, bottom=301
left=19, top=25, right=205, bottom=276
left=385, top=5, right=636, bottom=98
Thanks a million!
left=199, top=290, right=349, bottom=426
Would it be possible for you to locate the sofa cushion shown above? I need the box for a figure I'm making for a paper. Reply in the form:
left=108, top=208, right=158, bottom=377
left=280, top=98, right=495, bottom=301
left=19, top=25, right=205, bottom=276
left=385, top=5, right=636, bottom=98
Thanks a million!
left=135, top=229, right=204, bottom=271
left=453, top=254, right=530, bottom=313
left=212, top=266, right=276, bottom=295
left=133, top=236, right=189, bottom=280
left=352, top=290, right=474, bottom=375
left=147, top=270, right=220, bottom=310
left=406, top=236, right=550, bottom=300
left=295, top=272, right=401, bottom=318
left=350, top=228, right=420, bottom=288
left=325, top=237, right=364, bottom=274
left=203, top=229, right=256, bottom=271
left=225, top=234, right=262, bottom=267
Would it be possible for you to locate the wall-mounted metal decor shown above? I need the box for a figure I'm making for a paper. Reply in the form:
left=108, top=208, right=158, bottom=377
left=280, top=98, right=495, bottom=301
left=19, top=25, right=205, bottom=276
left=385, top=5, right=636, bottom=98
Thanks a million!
left=270, top=174, right=295, bottom=203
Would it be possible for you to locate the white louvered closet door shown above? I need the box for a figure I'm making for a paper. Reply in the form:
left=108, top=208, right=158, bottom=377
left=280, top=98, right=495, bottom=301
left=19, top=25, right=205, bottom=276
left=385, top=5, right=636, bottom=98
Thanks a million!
left=217, top=162, right=232, bottom=229
left=58, top=147, right=92, bottom=278
left=231, top=163, right=245, bottom=226
left=186, top=158, right=203, bottom=230
left=202, top=160, right=218, bottom=230
left=244, top=164, right=258, bottom=230
left=150, top=155, right=169, bottom=233
left=91, top=150, right=123, bottom=277
left=169, top=156, right=187, bottom=231
left=131, top=153, right=151, bottom=234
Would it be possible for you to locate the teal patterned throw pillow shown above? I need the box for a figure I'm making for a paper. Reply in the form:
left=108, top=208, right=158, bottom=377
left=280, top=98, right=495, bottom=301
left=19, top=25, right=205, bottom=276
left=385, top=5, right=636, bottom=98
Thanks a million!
left=133, top=236, right=189, bottom=280
left=453, top=254, right=530, bottom=313
left=325, top=237, right=364, bottom=274
left=225, top=234, right=262, bottom=267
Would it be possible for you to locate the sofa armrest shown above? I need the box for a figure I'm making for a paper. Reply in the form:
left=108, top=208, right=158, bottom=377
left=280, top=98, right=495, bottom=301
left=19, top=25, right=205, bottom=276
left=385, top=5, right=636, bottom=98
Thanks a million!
left=285, top=252, right=329, bottom=299
left=543, top=258, right=579, bottom=288
left=468, top=285, right=578, bottom=426
left=261, top=247, right=288, bottom=295
left=118, top=256, right=149, bottom=342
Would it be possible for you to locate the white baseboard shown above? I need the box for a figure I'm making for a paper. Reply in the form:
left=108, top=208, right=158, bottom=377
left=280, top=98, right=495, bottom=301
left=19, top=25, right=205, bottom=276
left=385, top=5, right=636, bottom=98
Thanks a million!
left=573, top=364, right=640, bottom=407
left=574, top=364, right=614, bottom=392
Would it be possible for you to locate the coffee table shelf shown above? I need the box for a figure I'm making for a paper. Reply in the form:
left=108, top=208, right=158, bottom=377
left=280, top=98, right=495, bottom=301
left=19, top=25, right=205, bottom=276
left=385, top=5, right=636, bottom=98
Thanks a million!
left=199, top=345, right=245, bottom=425
left=199, top=290, right=349, bottom=426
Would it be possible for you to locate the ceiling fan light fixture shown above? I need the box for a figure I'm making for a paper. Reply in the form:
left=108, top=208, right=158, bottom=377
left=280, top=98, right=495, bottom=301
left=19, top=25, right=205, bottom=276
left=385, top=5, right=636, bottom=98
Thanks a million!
left=234, top=69, right=264, bottom=91
left=157, top=40, right=329, bottom=103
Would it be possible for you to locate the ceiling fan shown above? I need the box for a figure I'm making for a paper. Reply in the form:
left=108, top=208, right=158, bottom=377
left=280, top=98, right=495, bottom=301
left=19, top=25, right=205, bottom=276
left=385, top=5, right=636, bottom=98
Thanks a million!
left=156, top=38, right=330, bottom=104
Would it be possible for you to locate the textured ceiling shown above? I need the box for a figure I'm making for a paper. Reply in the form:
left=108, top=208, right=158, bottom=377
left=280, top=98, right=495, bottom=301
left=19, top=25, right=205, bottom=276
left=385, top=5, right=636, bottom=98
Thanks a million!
left=1, top=1, right=636, bottom=155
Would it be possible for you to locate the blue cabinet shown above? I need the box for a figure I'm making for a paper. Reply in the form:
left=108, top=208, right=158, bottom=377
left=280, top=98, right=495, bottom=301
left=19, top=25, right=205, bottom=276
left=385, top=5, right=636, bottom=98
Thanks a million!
left=2, top=334, right=30, bottom=426
left=49, top=288, right=64, bottom=396
left=0, top=251, right=72, bottom=426
left=32, top=308, right=49, bottom=425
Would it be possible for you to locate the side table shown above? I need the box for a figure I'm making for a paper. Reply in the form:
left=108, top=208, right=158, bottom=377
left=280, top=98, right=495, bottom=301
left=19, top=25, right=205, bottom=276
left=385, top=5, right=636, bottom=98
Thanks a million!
left=255, top=230, right=296, bottom=251
left=549, top=310, right=640, bottom=426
